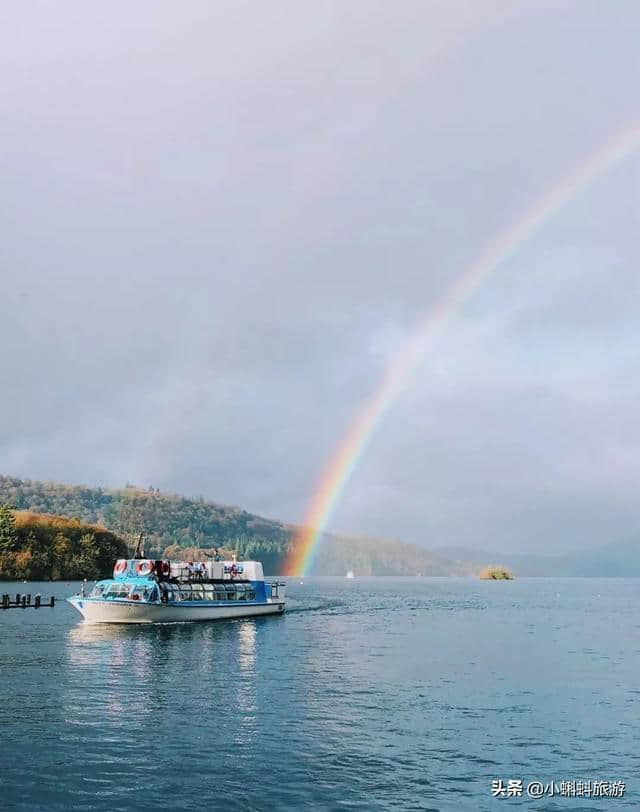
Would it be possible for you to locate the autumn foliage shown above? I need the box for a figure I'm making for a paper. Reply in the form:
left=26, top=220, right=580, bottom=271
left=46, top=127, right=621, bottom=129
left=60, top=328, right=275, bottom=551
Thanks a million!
left=0, top=509, right=128, bottom=581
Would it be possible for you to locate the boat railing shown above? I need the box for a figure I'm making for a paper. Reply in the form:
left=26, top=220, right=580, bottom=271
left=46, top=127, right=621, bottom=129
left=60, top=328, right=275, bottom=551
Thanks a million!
left=268, top=581, right=287, bottom=600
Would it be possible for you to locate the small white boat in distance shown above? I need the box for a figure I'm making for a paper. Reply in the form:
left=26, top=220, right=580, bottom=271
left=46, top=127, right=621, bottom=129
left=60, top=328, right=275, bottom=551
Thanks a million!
left=68, top=557, right=286, bottom=624
left=346, top=570, right=355, bottom=579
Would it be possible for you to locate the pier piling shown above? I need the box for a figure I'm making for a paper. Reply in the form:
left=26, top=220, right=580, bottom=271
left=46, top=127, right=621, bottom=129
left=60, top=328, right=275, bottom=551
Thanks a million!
left=1, top=592, right=56, bottom=610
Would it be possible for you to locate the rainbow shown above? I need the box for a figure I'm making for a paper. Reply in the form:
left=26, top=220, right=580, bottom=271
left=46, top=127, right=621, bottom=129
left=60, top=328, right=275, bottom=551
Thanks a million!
left=284, top=122, right=640, bottom=576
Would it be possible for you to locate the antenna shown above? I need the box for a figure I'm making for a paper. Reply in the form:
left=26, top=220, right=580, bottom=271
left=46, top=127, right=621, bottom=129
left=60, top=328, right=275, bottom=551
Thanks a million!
left=133, top=531, right=145, bottom=559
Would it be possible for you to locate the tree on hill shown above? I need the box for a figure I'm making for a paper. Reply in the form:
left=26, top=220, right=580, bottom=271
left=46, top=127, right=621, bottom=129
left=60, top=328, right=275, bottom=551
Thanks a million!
left=0, top=504, right=18, bottom=553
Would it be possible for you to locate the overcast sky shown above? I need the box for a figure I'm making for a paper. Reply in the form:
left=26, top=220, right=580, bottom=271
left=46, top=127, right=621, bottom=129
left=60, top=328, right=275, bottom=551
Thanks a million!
left=2, top=1, right=639, bottom=553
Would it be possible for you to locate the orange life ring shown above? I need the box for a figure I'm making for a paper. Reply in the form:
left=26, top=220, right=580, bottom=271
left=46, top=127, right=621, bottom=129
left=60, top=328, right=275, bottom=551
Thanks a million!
left=114, top=559, right=127, bottom=575
left=135, top=560, right=154, bottom=575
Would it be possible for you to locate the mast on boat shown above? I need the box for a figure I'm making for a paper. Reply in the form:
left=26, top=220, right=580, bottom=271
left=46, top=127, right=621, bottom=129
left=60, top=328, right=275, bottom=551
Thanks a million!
left=133, top=532, right=145, bottom=560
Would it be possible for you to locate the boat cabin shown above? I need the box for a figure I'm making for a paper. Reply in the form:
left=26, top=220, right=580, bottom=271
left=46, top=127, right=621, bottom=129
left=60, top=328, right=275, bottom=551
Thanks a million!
left=86, top=558, right=284, bottom=604
left=111, top=558, right=265, bottom=583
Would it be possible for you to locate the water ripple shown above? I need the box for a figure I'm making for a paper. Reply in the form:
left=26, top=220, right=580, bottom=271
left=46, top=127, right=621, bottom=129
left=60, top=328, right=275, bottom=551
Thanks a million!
left=0, top=577, right=638, bottom=810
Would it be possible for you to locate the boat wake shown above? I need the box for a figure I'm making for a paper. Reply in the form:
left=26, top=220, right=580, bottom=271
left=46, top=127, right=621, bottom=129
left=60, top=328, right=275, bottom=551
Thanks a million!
left=284, top=598, right=346, bottom=614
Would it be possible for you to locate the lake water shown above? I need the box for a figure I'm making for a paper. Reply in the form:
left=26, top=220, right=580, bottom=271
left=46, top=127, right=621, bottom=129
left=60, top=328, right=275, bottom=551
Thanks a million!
left=0, top=577, right=638, bottom=810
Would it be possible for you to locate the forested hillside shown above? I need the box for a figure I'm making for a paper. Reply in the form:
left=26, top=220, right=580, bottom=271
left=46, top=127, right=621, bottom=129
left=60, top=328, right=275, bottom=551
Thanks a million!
left=0, top=475, right=293, bottom=561
left=0, top=475, right=473, bottom=575
left=0, top=507, right=128, bottom=580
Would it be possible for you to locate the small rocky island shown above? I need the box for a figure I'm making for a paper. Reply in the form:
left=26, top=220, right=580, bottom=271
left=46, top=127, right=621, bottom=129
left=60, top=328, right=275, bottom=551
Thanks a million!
left=478, top=565, right=515, bottom=580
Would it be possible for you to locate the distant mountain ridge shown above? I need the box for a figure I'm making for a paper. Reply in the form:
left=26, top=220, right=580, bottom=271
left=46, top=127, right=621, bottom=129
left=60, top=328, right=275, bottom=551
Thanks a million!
left=437, top=539, right=640, bottom=577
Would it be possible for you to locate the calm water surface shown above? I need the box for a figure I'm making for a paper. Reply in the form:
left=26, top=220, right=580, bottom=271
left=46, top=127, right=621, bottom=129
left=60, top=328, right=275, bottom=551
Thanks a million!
left=0, top=577, right=638, bottom=811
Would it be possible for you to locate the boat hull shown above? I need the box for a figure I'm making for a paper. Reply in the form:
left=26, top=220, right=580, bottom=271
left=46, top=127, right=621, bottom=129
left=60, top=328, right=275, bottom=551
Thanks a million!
left=68, top=597, right=285, bottom=624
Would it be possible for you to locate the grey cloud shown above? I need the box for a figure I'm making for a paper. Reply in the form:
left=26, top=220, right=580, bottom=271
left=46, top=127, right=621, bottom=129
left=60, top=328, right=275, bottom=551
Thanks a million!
left=2, top=0, right=639, bottom=552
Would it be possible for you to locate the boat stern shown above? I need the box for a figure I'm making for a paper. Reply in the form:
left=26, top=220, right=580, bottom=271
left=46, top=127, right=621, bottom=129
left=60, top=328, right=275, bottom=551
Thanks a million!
left=267, top=581, right=287, bottom=610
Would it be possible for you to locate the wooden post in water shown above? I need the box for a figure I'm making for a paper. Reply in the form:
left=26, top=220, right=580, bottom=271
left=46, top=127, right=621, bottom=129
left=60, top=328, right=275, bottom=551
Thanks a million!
left=0, top=593, right=55, bottom=610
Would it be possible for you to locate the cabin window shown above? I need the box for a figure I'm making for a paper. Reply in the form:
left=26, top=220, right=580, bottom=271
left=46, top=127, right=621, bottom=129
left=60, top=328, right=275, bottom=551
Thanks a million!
left=105, top=583, right=131, bottom=598
left=246, top=589, right=256, bottom=601
left=90, top=584, right=106, bottom=598
left=203, top=584, right=214, bottom=600
left=235, top=584, right=247, bottom=601
left=214, top=588, right=227, bottom=600
left=179, top=586, right=193, bottom=601
left=129, top=586, right=158, bottom=602
left=191, top=584, right=204, bottom=601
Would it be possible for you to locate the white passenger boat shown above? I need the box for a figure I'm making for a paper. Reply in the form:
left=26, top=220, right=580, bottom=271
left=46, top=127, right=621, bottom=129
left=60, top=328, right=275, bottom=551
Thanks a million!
left=68, top=557, right=286, bottom=624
